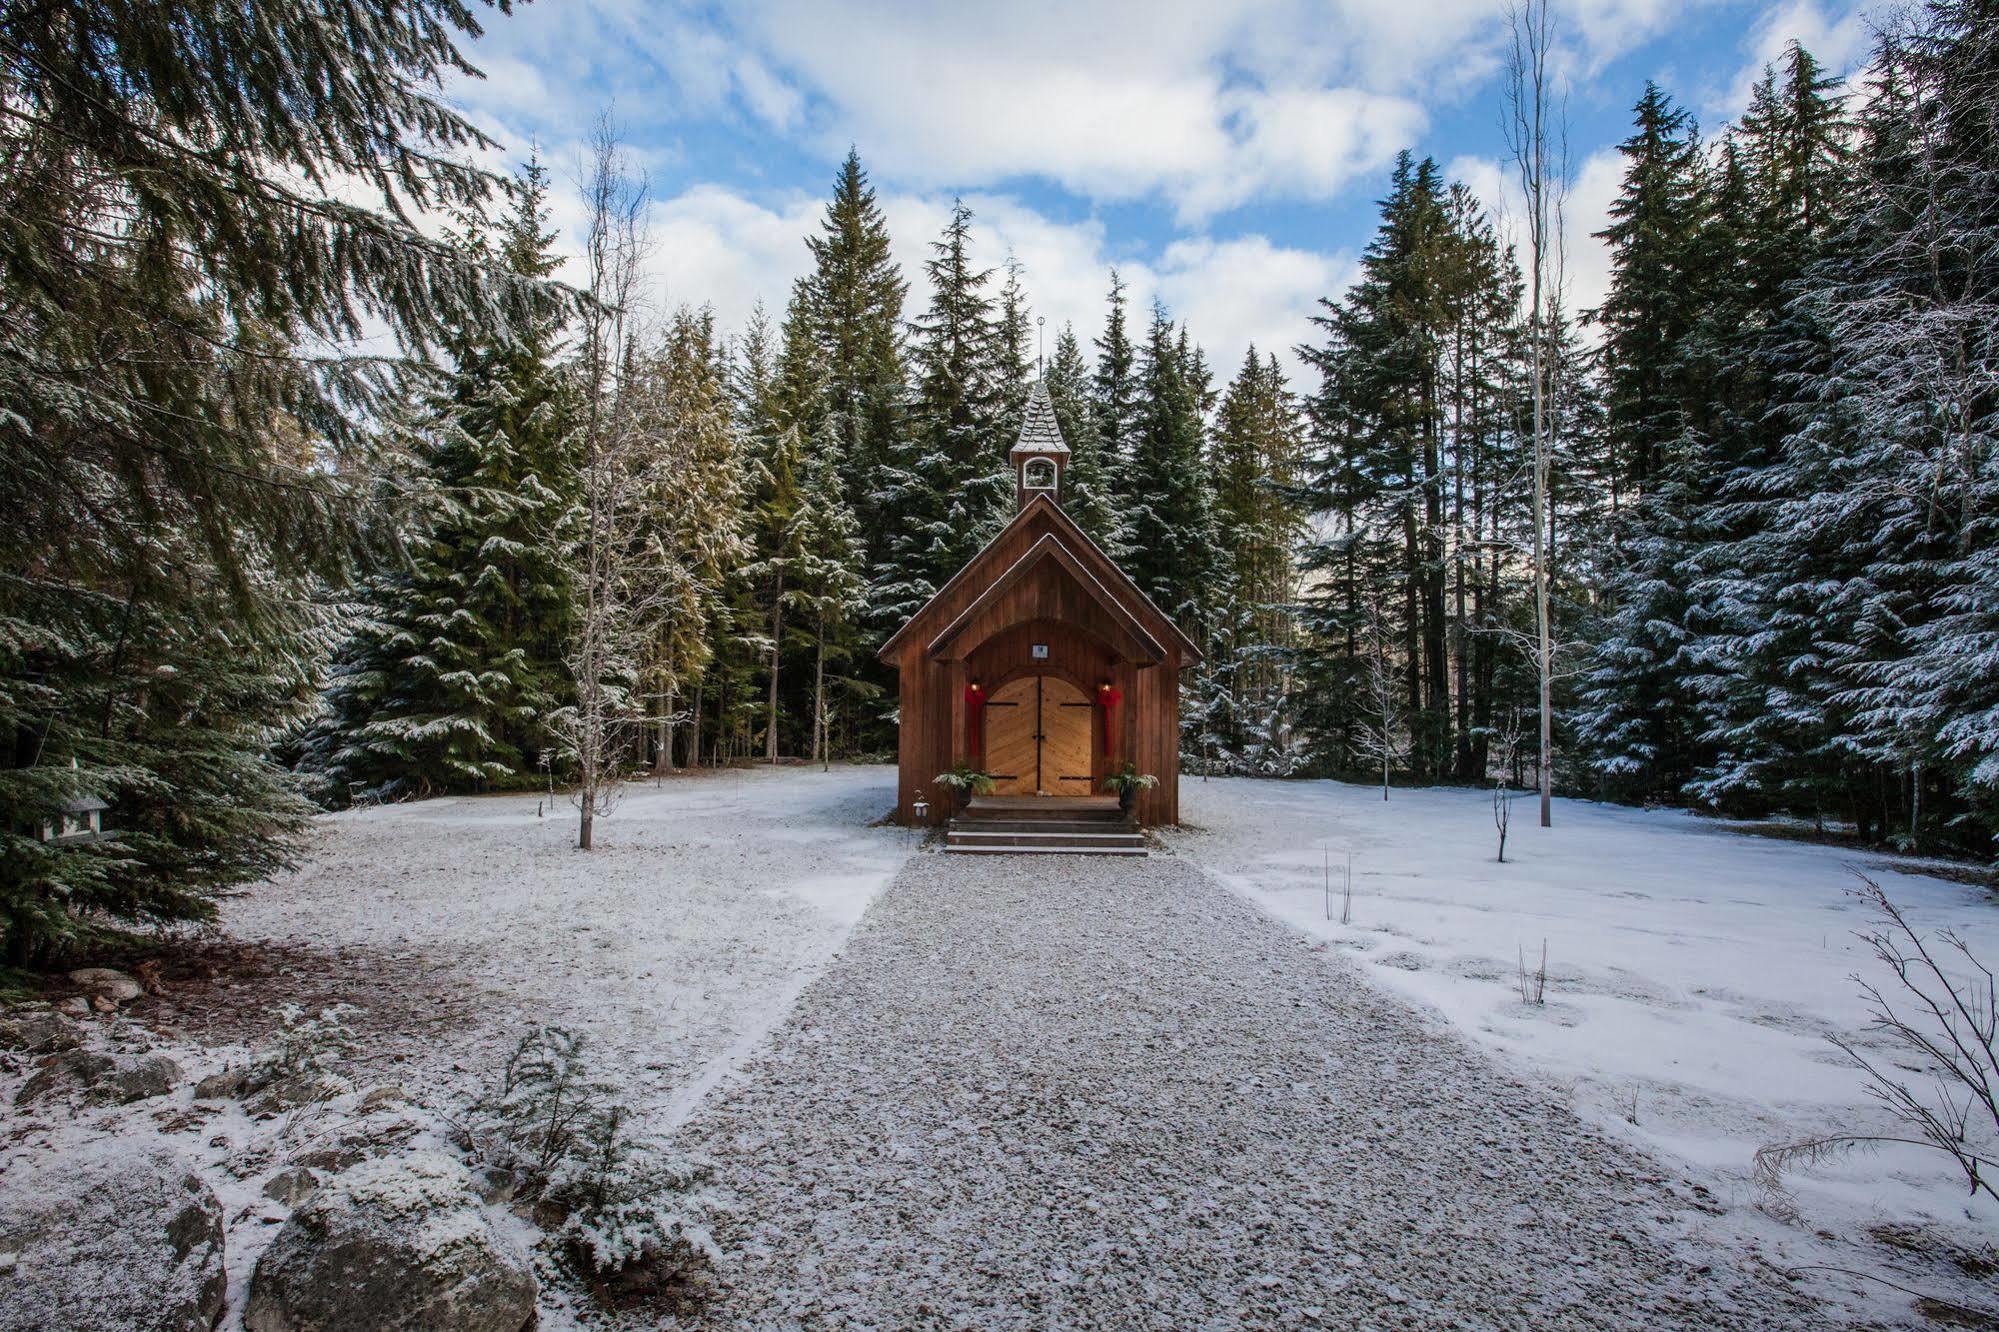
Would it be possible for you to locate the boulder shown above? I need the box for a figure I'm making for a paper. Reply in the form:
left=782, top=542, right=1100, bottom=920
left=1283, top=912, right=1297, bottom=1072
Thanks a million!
left=248, top=1070, right=352, bottom=1116
left=106, top=1053, right=183, bottom=1103
left=67, top=967, right=144, bottom=1005
left=0, top=1011, right=82, bottom=1056
left=262, top=1166, right=320, bottom=1208
left=244, top=1152, right=537, bottom=1332
left=0, top=1138, right=225, bottom=1332
left=286, top=1101, right=424, bottom=1174
left=16, top=1050, right=181, bottom=1107
left=194, top=1066, right=250, bottom=1100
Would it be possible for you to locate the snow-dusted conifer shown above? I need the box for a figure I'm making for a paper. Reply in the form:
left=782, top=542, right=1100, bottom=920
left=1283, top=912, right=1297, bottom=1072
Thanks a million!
left=307, top=161, right=578, bottom=801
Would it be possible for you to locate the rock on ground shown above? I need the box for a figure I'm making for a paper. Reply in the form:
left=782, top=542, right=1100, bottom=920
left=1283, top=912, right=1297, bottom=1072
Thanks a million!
left=0, top=1138, right=225, bottom=1332
left=678, top=852, right=1828, bottom=1330
left=244, top=1152, right=536, bottom=1332
left=68, top=967, right=145, bottom=1005
left=15, top=1049, right=181, bottom=1107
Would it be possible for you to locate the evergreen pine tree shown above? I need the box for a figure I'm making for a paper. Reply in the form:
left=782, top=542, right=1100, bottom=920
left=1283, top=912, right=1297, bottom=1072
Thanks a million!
left=1126, top=302, right=1217, bottom=624
left=1093, top=270, right=1141, bottom=478
left=638, top=308, right=746, bottom=774
left=0, top=0, right=557, bottom=957
left=1573, top=87, right=1712, bottom=801
left=1043, top=324, right=1129, bottom=553
left=994, top=254, right=1036, bottom=432
left=871, top=200, right=1010, bottom=629
left=798, top=150, right=907, bottom=571
left=1205, top=349, right=1308, bottom=773
left=788, top=427, right=871, bottom=766
left=306, top=164, right=578, bottom=800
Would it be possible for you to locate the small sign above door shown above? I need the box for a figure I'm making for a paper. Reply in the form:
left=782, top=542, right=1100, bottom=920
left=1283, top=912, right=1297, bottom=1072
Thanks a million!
left=1031, top=643, right=1049, bottom=659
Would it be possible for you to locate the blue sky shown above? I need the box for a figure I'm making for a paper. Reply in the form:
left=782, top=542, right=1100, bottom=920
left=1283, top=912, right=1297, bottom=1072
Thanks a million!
left=443, top=0, right=1876, bottom=377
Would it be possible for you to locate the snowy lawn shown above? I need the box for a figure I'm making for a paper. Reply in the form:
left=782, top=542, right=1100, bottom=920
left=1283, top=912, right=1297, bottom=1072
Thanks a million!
left=210, top=761, right=910, bottom=1130
left=1167, top=777, right=1999, bottom=1307
left=2, top=763, right=909, bottom=1329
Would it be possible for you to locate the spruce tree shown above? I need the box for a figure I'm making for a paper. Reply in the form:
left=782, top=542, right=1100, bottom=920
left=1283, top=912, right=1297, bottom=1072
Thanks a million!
left=995, top=254, right=1036, bottom=431
left=1093, top=270, right=1141, bottom=477
left=1594, top=83, right=1707, bottom=500
left=1298, top=154, right=1463, bottom=780
left=1125, top=302, right=1216, bottom=623
left=0, top=0, right=555, bottom=958
left=1044, top=324, right=1129, bottom=553
left=872, top=200, right=1009, bottom=628
left=306, top=165, right=578, bottom=800
left=1572, top=87, right=1711, bottom=801
left=638, top=308, right=746, bottom=774
left=1206, top=349, right=1308, bottom=773
left=788, top=428, right=870, bottom=766
left=798, top=150, right=907, bottom=567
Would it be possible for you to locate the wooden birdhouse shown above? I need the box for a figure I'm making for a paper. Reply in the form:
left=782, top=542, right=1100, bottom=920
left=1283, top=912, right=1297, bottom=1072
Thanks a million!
left=42, top=793, right=110, bottom=845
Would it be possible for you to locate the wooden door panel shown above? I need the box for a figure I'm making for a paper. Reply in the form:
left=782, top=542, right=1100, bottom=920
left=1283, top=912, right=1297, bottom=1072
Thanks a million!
left=1042, top=677, right=1094, bottom=794
left=983, top=678, right=1037, bottom=795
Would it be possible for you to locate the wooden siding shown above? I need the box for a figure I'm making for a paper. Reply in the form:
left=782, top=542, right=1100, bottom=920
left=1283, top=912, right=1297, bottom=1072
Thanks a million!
left=885, top=497, right=1193, bottom=827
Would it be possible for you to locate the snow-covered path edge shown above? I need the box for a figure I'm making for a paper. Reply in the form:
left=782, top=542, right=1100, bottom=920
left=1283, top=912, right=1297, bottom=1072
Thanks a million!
left=1162, top=776, right=1999, bottom=1328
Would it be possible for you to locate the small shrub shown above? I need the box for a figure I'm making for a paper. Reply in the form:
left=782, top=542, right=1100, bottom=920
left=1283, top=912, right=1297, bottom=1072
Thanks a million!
left=1758, top=874, right=1999, bottom=1217
left=933, top=764, right=996, bottom=797
left=254, top=1003, right=358, bottom=1086
left=464, top=1027, right=717, bottom=1296
left=1518, top=940, right=1547, bottom=1005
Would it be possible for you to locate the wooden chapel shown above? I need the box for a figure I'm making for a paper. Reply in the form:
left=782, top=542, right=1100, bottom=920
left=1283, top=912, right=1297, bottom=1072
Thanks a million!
left=878, top=378, right=1201, bottom=827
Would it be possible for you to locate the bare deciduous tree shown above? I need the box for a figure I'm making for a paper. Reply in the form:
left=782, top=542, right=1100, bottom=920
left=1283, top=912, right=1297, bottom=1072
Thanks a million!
left=557, top=119, right=670, bottom=851
left=1354, top=592, right=1402, bottom=801
left=1503, top=0, right=1569, bottom=829
left=1492, top=708, right=1525, bottom=862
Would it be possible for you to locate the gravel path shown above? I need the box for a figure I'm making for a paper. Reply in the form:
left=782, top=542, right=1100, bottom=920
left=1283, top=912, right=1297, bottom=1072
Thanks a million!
left=678, top=851, right=1824, bottom=1330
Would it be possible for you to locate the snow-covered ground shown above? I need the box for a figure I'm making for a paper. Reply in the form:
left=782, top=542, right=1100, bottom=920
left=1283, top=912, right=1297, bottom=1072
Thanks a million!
left=220, top=762, right=910, bottom=1132
left=2, top=764, right=909, bottom=1330
left=1167, top=776, right=1999, bottom=1314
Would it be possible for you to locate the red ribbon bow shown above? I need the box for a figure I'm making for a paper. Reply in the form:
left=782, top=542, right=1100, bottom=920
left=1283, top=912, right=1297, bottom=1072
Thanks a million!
left=1096, top=684, right=1122, bottom=757
left=966, top=682, right=987, bottom=756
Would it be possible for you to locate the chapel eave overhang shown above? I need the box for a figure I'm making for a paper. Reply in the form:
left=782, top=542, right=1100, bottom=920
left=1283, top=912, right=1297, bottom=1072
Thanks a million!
left=925, top=532, right=1167, bottom=665
left=876, top=493, right=1203, bottom=666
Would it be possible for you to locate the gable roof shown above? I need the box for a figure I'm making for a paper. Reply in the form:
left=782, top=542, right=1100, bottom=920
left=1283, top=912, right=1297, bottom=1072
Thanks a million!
left=877, top=493, right=1202, bottom=665
left=926, top=532, right=1167, bottom=665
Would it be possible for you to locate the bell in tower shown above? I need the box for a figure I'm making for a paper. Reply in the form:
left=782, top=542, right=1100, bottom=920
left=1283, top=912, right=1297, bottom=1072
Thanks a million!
left=1009, top=377, right=1070, bottom=511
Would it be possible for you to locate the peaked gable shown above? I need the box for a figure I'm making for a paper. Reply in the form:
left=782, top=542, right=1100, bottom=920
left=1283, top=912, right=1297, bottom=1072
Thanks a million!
left=878, top=494, right=1202, bottom=665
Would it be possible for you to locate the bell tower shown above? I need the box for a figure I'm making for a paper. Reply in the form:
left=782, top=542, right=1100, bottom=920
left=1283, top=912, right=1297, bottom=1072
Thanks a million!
left=1009, top=377, right=1070, bottom=511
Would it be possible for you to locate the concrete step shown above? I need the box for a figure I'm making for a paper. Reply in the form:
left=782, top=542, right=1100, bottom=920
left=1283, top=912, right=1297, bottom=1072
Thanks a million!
left=955, top=816, right=1143, bottom=824
left=945, top=828, right=1147, bottom=853
left=943, top=842, right=1149, bottom=856
left=956, top=805, right=1132, bottom=824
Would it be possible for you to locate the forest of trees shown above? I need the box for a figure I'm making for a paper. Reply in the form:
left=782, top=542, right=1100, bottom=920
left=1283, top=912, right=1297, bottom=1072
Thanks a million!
left=1, top=0, right=1992, bottom=961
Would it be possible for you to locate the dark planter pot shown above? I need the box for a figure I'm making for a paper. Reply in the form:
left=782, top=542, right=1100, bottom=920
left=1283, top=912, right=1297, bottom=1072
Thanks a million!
left=1116, top=784, right=1137, bottom=815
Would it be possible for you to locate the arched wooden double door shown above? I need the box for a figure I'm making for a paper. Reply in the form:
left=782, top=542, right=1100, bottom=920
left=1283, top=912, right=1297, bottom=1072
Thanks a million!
left=983, top=675, right=1094, bottom=796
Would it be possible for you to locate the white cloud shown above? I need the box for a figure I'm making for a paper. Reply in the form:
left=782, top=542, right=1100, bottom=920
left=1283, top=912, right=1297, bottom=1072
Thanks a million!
left=1711, top=0, right=1874, bottom=115
left=446, top=0, right=1760, bottom=229
left=1443, top=143, right=1622, bottom=326
left=519, top=175, right=1348, bottom=388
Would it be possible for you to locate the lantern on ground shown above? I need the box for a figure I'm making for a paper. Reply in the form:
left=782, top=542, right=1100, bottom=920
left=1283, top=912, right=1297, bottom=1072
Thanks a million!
left=912, top=790, right=930, bottom=827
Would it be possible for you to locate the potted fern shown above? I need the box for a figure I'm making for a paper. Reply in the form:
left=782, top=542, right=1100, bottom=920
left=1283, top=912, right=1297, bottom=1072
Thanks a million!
left=933, top=763, right=996, bottom=811
left=1101, top=762, right=1157, bottom=815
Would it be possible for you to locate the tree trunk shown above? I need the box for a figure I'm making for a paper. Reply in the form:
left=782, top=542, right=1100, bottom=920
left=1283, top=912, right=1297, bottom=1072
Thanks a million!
left=814, top=613, right=828, bottom=772
left=690, top=670, right=704, bottom=768
left=655, top=679, right=677, bottom=777
left=767, top=572, right=783, bottom=765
